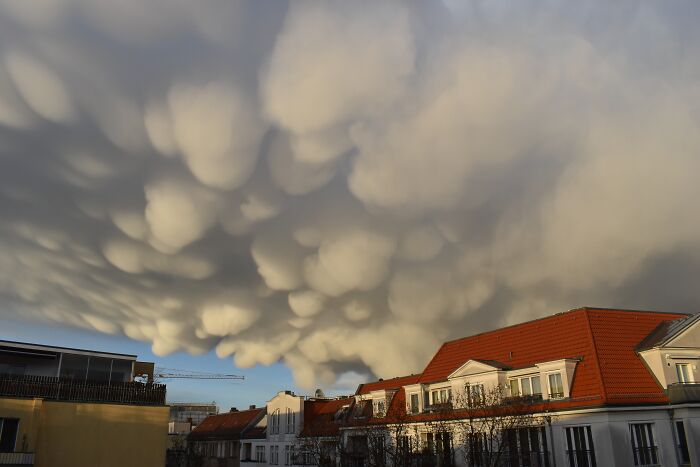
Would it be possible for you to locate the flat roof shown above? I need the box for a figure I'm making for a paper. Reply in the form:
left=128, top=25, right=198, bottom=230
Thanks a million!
left=0, top=339, right=138, bottom=360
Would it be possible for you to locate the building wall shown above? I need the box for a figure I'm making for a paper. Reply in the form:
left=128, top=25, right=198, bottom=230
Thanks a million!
left=0, top=396, right=169, bottom=467
left=550, top=408, right=687, bottom=467
left=261, top=392, right=304, bottom=467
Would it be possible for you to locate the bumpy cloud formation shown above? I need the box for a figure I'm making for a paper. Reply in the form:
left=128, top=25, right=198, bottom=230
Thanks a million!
left=1, top=1, right=700, bottom=388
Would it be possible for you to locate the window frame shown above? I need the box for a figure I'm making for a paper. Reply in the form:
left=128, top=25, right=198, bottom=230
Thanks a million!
left=466, top=383, right=485, bottom=407
left=547, top=372, right=565, bottom=399
left=676, top=363, right=692, bottom=383
left=0, top=418, right=19, bottom=453
left=286, top=408, right=295, bottom=434
left=430, top=387, right=452, bottom=406
left=256, top=445, right=267, bottom=463
left=409, top=393, right=420, bottom=414
left=674, top=420, right=691, bottom=466
left=564, top=425, right=596, bottom=467
left=508, top=375, right=542, bottom=397
left=629, top=422, right=659, bottom=467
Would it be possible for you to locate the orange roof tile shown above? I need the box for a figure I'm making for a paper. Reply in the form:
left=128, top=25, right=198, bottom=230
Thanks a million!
left=356, top=374, right=421, bottom=395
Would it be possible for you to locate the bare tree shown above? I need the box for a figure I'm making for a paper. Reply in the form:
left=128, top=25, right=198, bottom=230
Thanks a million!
left=451, top=383, right=553, bottom=467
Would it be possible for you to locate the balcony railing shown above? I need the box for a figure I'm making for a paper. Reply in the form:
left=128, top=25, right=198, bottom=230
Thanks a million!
left=632, top=446, right=660, bottom=467
left=0, top=374, right=165, bottom=406
left=0, top=452, right=34, bottom=465
left=667, top=383, right=700, bottom=404
left=566, top=449, right=596, bottom=467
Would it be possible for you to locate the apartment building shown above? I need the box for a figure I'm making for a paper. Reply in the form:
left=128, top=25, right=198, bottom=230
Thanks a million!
left=0, top=339, right=169, bottom=467
left=344, top=307, right=700, bottom=467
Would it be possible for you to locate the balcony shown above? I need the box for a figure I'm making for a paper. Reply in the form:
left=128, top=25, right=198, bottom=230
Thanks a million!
left=0, top=452, right=34, bottom=465
left=667, top=383, right=700, bottom=404
left=0, top=374, right=165, bottom=406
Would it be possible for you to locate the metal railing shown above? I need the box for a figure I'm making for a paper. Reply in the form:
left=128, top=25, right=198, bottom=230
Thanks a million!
left=565, top=449, right=596, bottom=467
left=632, top=446, right=659, bottom=467
left=0, top=374, right=165, bottom=405
left=0, top=452, right=34, bottom=465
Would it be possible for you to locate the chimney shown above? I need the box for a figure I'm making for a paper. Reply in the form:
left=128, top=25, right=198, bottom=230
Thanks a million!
left=230, top=407, right=238, bottom=412
left=249, top=405, right=256, bottom=410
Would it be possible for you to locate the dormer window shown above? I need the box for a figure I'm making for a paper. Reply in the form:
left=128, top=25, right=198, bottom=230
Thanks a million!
left=466, top=384, right=485, bottom=407
left=676, top=363, right=692, bottom=383
left=431, top=388, right=452, bottom=406
left=373, top=399, right=386, bottom=417
left=548, top=373, right=564, bottom=399
left=409, top=394, right=420, bottom=414
left=508, top=375, right=541, bottom=397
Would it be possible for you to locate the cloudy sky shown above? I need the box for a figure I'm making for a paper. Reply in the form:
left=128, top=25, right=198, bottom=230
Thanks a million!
left=1, top=0, right=700, bottom=399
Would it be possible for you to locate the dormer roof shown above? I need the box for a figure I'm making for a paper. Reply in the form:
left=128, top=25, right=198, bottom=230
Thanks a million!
left=637, top=313, right=700, bottom=351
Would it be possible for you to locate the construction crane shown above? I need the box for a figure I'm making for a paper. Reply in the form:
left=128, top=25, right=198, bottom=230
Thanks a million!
left=153, top=367, right=244, bottom=381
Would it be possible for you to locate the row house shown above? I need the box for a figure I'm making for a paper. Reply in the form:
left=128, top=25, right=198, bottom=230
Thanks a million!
left=190, top=390, right=353, bottom=467
left=189, top=405, right=266, bottom=467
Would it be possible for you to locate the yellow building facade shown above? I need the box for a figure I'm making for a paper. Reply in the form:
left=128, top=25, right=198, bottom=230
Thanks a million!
left=0, top=397, right=168, bottom=467
left=0, top=340, right=169, bottom=467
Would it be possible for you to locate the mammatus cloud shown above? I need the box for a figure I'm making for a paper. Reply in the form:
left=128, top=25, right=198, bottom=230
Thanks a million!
left=1, top=0, right=699, bottom=389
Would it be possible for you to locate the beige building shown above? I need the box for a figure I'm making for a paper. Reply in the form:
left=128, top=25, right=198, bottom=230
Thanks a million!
left=0, top=340, right=169, bottom=467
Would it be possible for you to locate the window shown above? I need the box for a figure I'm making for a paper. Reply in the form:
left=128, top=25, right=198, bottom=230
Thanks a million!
left=0, top=418, right=19, bottom=453
left=509, top=376, right=542, bottom=397
left=286, top=408, right=296, bottom=433
left=59, top=353, right=89, bottom=380
left=271, top=409, right=280, bottom=434
left=565, top=426, right=596, bottom=467
left=504, top=427, right=550, bottom=467
left=675, top=421, right=691, bottom=466
left=285, top=445, right=291, bottom=465
left=87, top=356, right=112, bottom=382
left=548, top=373, right=564, bottom=399
left=630, top=423, right=658, bottom=466
left=410, top=393, right=420, bottom=414
left=676, top=363, right=692, bottom=383
left=270, top=445, right=279, bottom=465
left=467, top=384, right=485, bottom=407
left=373, top=399, right=386, bottom=417
left=431, top=388, right=452, bottom=405
left=256, top=445, right=266, bottom=463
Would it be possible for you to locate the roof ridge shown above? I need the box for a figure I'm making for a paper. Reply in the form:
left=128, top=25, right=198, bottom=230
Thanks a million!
left=440, top=307, right=690, bottom=347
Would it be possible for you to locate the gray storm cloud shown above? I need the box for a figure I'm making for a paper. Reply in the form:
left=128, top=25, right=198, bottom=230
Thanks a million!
left=1, top=0, right=700, bottom=389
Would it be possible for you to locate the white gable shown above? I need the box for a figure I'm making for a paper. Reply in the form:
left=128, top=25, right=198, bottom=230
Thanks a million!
left=447, top=359, right=504, bottom=379
left=665, top=317, right=700, bottom=348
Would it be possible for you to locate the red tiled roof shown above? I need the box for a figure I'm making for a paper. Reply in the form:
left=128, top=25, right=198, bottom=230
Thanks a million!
left=418, top=307, right=687, bottom=408
left=189, top=408, right=265, bottom=440
left=242, top=426, right=266, bottom=440
left=356, top=374, right=421, bottom=395
left=300, top=397, right=354, bottom=437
